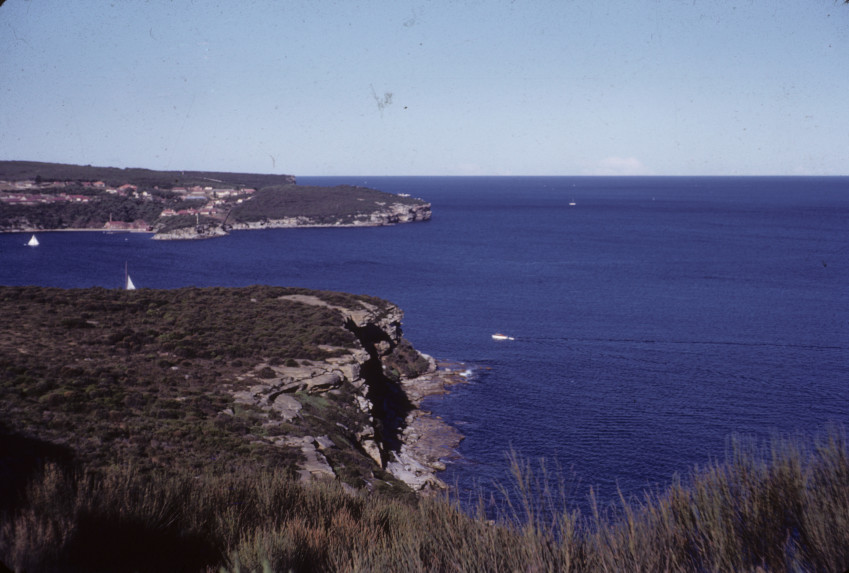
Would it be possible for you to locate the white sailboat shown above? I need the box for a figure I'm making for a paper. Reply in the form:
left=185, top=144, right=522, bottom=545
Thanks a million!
left=26, top=234, right=39, bottom=247
left=124, top=263, right=136, bottom=290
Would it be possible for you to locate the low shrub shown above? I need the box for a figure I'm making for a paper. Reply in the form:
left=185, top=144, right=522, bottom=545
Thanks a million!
left=3, top=429, right=849, bottom=572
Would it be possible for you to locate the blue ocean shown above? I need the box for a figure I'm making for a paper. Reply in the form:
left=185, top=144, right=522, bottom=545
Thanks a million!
left=2, top=176, right=847, bottom=508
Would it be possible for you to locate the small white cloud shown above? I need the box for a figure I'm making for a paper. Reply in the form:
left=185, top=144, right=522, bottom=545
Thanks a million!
left=588, top=157, right=652, bottom=176
left=454, top=162, right=486, bottom=175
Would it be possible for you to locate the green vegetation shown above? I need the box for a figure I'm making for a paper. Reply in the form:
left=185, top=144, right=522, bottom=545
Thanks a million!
left=229, top=184, right=428, bottom=225
left=0, top=286, right=390, bottom=481
left=0, top=160, right=296, bottom=190
left=384, top=338, right=432, bottom=381
left=154, top=213, right=219, bottom=234
left=0, top=191, right=165, bottom=230
left=2, top=430, right=849, bottom=571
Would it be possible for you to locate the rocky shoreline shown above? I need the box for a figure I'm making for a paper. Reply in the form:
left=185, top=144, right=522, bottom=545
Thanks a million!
left=152, top=201, right=432, bottom=240
left=222, top=293, right=465, bottom=494
left=389, top=364, right=469, bottom=491
left=5, top=199, right=430, bottom=240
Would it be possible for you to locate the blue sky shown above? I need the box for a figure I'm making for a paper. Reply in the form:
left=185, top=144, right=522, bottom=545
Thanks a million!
left=1, top=1, right=847, bottom=176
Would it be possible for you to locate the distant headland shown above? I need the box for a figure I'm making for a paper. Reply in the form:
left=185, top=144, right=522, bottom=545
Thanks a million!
left=0, top=161, right=431, bottom=239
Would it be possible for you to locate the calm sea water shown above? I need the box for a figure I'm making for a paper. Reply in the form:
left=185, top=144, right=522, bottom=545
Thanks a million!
left=2, top=176, right=847, bottom=508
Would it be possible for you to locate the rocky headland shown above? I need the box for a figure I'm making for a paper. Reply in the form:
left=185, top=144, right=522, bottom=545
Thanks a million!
left=224, top=292, right=462, bottom=492
left=0, top=161, right=432, bottom=240
left=152, top=200, right=432, bottom=240
left=0, top=285, right=463, bottom=495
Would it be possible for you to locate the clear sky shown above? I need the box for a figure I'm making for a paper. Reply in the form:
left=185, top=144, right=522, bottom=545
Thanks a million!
left=1, top=1, right=847, bottom=176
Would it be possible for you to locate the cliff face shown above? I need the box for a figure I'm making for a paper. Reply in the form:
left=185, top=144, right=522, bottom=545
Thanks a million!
left=231, top=293, right=460, bottom=492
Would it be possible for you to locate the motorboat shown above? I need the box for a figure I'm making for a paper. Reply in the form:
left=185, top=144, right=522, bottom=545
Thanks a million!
left=491, top=333, right=515, bottom=341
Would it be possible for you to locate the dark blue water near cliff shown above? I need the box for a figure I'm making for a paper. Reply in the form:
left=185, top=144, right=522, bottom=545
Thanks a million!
left=2, top=176, right=848, bottom=508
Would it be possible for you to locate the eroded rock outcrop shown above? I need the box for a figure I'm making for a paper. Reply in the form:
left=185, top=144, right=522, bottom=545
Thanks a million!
left=151, top=224, right=229, bottom=240
left=224, top=292, right=463, bottom=493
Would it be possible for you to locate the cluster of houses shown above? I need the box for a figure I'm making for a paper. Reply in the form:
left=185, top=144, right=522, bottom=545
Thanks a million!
left=169, top=185, right=255, bottom=199
left=159, top=205, right=219, bottom=218
left=158, top=185, right=255, bottom=219
left=0, top=180, right=256, bottom=223
left=0, top=180, right=148, bottom=205
left=0, top=178, right=262, bottom=235
left=0, top=192, right=94, bottom=205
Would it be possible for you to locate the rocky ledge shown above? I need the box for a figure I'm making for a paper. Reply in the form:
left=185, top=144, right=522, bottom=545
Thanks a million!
left=151, top=224, right=229, bottom=240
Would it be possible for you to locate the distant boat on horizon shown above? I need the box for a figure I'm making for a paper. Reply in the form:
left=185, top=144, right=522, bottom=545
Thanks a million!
left=26, top=234, right=39, bottom=247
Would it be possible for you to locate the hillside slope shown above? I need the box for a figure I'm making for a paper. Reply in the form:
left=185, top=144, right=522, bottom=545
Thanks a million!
left=0, top=285, right=461, bottom=496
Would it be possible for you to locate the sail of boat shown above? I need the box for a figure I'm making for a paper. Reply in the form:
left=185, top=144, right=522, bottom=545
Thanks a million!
left=26, top=234, right=39, bottom=247
left=124, top=262, right=136, bottom=290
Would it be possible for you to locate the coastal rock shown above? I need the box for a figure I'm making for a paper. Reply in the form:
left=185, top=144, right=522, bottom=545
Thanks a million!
left=229, top=202, right=432, bottom=231
left=358, top=430, right=384, bottom=467
left=225, top=292, right=464, bottom=493
left=276, top=436, right=337, bottom=483
left=152, top=224, right=228, bottom=240
left=314, top=435, right=335, bottom=451
left=152, top=201, right=432, bottom=240
left=386, top=449, right=445, bottom=492
left=270, top=394, right=302, bottom=421
left=384, top=368, right=467, bottom=492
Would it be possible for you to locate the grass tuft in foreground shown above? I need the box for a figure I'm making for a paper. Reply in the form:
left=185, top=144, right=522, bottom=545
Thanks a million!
left=2, top=427, right=849, bottom=572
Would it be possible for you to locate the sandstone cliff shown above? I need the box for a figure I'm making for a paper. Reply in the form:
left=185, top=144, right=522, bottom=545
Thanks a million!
left=228, top=292, right=461, bottom=492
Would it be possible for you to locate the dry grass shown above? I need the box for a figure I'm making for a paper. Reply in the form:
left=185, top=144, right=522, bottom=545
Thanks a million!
left=2, top=428, right=849, bottom=572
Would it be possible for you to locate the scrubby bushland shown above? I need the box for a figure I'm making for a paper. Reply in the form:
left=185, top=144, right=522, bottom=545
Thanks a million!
left=0, top=160, right=295, bottom=190
left=152, top=213, right=219, bottom=234
left=0, top=194, right=165, bottom=229
left=384, top=338, right=432, bottom=381
left=2, top=429, right=849, bottom=572
left=229, top=184, right=427, bottom=225
left=0, top=286, right=385, bottom=482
